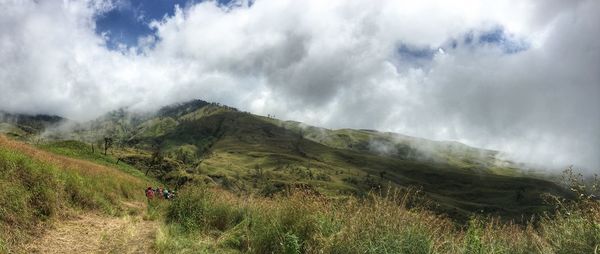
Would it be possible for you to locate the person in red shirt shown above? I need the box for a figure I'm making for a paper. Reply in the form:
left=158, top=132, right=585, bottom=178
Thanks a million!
left=145, top=187, right=155, bottom=200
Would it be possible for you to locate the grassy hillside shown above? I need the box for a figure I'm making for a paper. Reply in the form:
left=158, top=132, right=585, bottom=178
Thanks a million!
left=33, top=99, right=571, bottom=221
left=274, top=120, right=528, bottom=176
left=0, top=135, right=153, bottom=252
left=37, top=140, right=155, bottom=182
left=182, top=111, right=571, bottom=219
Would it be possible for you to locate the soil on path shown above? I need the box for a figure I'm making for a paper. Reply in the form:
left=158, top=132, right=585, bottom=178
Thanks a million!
left=23, top=202, right=157, bottom=254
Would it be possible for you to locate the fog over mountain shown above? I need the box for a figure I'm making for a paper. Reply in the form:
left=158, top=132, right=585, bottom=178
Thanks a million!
left=1, top=0, right=599, bottom=172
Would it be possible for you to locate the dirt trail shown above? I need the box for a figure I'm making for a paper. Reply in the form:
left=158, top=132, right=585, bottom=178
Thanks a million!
left=23, top=202, right=157, bottom=254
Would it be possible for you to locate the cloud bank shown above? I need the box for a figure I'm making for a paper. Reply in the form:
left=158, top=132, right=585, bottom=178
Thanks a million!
left=1, top=0, right=599, bottom=172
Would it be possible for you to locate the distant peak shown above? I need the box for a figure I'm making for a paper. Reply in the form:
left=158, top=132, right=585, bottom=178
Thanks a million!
left=157, top=99, right=210, bottom=117
left=157, top=99, right=238, bottom=117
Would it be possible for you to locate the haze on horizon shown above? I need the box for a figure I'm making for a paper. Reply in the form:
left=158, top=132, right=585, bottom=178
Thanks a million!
left=0, top=0, right=599, bottom=172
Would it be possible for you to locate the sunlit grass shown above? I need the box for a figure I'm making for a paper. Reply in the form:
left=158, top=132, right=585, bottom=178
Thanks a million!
left=37, top=140, right=153, bottom=181
left=0, top=135, right=152, bottom=251
left=159, top=184, right=599, bottom=254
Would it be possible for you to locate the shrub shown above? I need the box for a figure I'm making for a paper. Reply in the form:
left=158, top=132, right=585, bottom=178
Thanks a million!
left=245, top=195, right=319, bottom=254
left=166, top=186, right=244, bottom=233
left=463, top=218, right=484, bottom=254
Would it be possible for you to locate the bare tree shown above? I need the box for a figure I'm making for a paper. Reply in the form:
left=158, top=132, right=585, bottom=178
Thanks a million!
left=103, top=137, right=113, bottom=156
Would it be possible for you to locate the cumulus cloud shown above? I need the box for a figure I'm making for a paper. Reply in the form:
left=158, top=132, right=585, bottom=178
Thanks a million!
left=0, top=0, right=598, bottom=172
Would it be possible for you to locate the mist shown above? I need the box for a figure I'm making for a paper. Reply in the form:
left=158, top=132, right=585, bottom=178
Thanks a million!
left=0, top=0, right=598, bottom=173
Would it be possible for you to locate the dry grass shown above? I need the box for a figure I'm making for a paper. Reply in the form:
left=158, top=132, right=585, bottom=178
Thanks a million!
left=19, top=211, right=156, bottom=254
left=0, top=135, right=144, bottom=184
left=160, top=185, right=600, bottom=254
left=0, top=135, right=152, bottom=252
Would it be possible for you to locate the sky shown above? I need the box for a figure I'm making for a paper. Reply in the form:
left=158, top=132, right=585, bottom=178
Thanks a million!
left=1, top=0, right=599, bottom=172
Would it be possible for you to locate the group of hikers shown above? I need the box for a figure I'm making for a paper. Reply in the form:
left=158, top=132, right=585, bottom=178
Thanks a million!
left=145, top=186, right=176, bottom=200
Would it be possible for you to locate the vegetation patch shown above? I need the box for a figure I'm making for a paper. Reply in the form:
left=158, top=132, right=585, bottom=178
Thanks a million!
left=159, top=182, right=599, bottom=254
left=0, top=135, right=151, bottom=252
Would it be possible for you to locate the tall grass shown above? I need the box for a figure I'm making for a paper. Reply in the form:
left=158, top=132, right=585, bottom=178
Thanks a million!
left=160, top=183, right=600, bottom=254
left=0, top=135, right=150, bottom=251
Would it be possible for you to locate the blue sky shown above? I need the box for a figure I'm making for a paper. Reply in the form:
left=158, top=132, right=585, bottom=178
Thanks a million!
left=95, top=0, right=241, bottom=48
left=393, top=26, right=528, bottom=71
left=96, top=0, right=192, bottom=48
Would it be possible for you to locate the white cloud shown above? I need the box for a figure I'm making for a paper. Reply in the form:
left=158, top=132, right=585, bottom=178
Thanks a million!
left=0, top=0, right=598, bottom=172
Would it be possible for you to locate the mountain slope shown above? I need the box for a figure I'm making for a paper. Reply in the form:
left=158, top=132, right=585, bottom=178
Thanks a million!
left=0, top=111, right=65, bottom=138
left=53, top=99, right=572, bottom=221
left=0, top=135, right=153, bottom=252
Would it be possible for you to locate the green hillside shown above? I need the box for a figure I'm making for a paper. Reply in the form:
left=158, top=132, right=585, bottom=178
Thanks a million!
left=0, top=135, right=154, bottom=252
left=274, top=120, right=530, bottom=176
left=34, top=99, right=571, bottom=221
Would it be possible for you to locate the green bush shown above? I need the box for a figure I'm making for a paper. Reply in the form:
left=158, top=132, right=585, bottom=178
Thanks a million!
left=463, top=218, right=484, bottom=254
left=245, top=195, right=319, bottom=254
left=166, top=186, right=244, bottom=233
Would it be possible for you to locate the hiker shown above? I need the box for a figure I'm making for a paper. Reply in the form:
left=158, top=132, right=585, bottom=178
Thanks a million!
left=163, top=188, right=170, bottom=199
left=157, top=187, right=163, bottom=199
left=145, top=187, right=154, bottom=200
